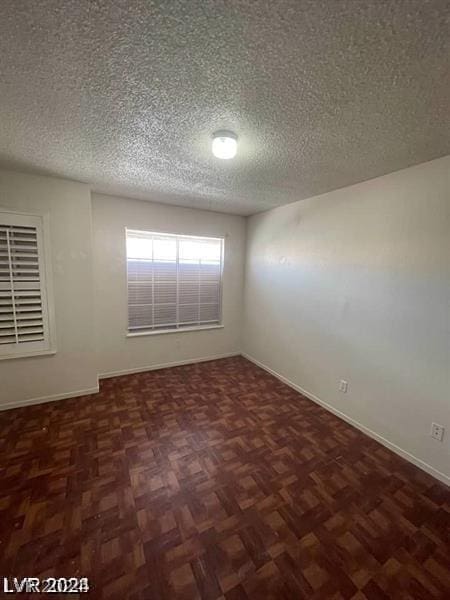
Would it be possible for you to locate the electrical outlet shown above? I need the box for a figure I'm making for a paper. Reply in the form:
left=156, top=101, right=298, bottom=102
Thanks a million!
left=431, top=423, right=445, bottom=442
left=339, top=380, right=348, bottom=393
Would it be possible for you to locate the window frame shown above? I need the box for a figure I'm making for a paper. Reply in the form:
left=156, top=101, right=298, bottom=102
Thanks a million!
left=125, top=228, right=225, bottom=337
left=0, top=208, right=56, bottom=360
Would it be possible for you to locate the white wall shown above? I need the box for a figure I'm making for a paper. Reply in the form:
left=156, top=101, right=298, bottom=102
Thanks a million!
left=0, top=170, right=98, bottom=408
left=243, top=156, right=450, bottom=484
left=92, top=193, right=246, bottom=376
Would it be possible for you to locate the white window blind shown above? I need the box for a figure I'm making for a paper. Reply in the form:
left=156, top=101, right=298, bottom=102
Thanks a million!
left=0, top=211, right=54, bottom=359
left=126, top=230, right=224, bottom=333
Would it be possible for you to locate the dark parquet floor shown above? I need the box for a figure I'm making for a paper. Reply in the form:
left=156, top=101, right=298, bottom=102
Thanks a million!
left=0, top=356, right=449, bottom=599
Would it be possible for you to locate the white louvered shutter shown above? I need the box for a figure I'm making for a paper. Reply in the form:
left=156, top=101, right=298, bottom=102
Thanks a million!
left=127, top=230, right=223, bottom=333
left=0, top=212, right=53, bottom=358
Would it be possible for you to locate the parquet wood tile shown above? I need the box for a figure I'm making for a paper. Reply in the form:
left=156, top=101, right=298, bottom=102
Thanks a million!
left=0, top=356, right=449, bottom=599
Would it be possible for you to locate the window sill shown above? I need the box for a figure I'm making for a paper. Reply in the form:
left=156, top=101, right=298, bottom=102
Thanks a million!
left=0, top=349, right=57, bottom=361
left=127, top=324, right=224, bottom=338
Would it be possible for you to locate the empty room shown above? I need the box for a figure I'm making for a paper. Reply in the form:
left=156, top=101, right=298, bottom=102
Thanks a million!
left=0, top=1, right=449, bottom=598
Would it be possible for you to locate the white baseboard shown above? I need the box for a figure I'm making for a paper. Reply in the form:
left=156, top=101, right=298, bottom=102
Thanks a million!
left=98, top=352, right=240, bottom=379
left=0, top=385, right=100, bottom=412
left=0, top=353, right=239, bottom=411
left=4, top=350, right=447, bottom=487
left=241, top=352, right=449, bottom=487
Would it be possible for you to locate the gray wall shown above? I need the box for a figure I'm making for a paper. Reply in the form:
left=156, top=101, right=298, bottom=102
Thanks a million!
left=92, top=193, right=246, bottom=376
left=0, top=170, right=98, bottom=407
left=243, top=156, right=450, bottom=483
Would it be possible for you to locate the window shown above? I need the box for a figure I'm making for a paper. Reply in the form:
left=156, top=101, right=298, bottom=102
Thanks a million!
left=126, top=230, right=224, bottom=334
left=0, top=210, right=55, bottom=359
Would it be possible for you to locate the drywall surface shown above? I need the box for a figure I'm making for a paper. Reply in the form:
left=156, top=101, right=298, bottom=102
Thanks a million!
left=243, top=156, right=450, bottom=481
left=0, top=170, right=97, bottom=408
left=92, top=193, right=246, bottom=376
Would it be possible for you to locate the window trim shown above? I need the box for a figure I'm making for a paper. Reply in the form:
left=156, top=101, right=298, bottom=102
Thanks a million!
left=126, top=324, right=224, bottom=338
left=0, top=208, right=56, bottom=360
left=125, top=228, right=225, bottom=336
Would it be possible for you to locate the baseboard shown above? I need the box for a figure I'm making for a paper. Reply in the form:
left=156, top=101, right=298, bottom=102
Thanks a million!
left=5, top=351, right=447, bottom=487
left=241, top=352, right=449, bottom=487
left=0, top=385, right=100, bottom=412
left=98, top=352, right=240, bottom=379
left=0, top=353, right=239, bottom=411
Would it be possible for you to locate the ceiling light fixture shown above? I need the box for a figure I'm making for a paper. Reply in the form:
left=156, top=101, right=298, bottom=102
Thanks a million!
left=212, top=130, right=237, bottom=159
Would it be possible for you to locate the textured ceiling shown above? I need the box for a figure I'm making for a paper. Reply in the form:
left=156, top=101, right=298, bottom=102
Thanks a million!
left=0, top=1, right=449, bottom=215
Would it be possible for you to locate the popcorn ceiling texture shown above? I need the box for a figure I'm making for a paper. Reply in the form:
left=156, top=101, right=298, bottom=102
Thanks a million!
left=0, top=0, right=449, bottom=215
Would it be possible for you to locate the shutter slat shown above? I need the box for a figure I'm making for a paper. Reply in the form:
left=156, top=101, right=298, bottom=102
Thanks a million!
left=11, top=270, right=40, bottom=276
left=0, top=326, right=14, bottom=335
left=13, top=311, right=42, bottom=320
left=17, top=326, right=44, bottom=334
left=17, top=334, right=45, bottom=342
left=10, top=282, right=40, bottom=291
left=4, top=252, right=39, bottom=258
left=9, top=238, right=37, bottom=245
left=13, top=290, right=42, bottom=297
left=6, top=245, right=38, bottom=252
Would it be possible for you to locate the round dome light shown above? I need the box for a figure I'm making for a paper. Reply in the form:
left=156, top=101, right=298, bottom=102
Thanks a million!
left=212, top=131, right=237, bottom=159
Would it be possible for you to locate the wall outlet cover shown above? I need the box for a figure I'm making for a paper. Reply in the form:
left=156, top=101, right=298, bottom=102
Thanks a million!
left=431, top=423, right=445, bottom=442
left=339, top=380, right=348, bottom=393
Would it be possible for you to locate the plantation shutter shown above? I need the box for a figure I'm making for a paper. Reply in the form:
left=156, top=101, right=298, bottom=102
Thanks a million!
left=0, top=212, right=53, bottom=358
left=127, top=230, right=223, bottom=333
